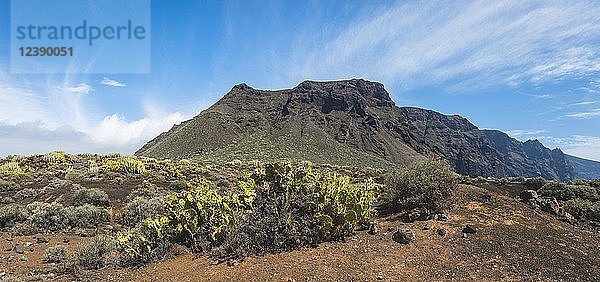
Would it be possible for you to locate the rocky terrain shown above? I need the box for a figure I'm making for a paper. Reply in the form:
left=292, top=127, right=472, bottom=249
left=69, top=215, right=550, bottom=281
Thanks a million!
left=1, top=80, right=599, bottom=281
left=136, top=79, right=600, bottom=181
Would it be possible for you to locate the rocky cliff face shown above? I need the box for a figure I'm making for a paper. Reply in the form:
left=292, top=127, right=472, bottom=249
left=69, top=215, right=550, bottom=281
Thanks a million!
left=566, top=155, right=600, bottom=180
left=137, top=79, right=585, bottom=180
left=483, top=130, right=576, bottom=180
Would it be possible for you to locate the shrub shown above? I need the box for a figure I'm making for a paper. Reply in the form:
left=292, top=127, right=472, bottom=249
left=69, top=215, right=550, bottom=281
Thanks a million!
left=538, top=182, right=571, bottom=200
left=570, top=179, right=588, bottom=186
left=14, top=188, right=39, bottom=201
left=106, top=157, right=145, bottom=174
left=0, top=204, right=28, bottom=227
left=73, top=187, right=110, bottom=206
left=44, top=245, right=67, bottom=263
left=217, top=162, right=376, bottom=258
left=538, top=183, right=599, bottom=202
left=64, top=204, right=110, bottom=229
left=26, top=202, right=66, bottom=231
left=43, top=151, right=68, bottom=164
left=571, top=185, right=600, bottom=202
left=88, top=162, right=100, bottom=174
left=77, top=235, right=117, bottom=269
left=117, top=162, right=377, bottom=262
left=23, top=202, right=109, bottom=232
left=117, top=218, right=172, bottom=265
left=589, top=202, right=600, bottom=222
left=588, top=179, right=600, bottom=188
left=120, top=196, right=164, bottom=227
left=383, top=160, right=458, bottom=213
left=162, top=180, right=254, bottom=251
left=524, top=177, right=547, bottom=190
left=564, top=198, right=592, bottom=218
left=0, top=162, right=22, bottom=176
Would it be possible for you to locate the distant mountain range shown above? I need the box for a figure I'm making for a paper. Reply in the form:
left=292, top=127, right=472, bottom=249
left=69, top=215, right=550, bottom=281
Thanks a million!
left=136, top=79, right=600, bottom=180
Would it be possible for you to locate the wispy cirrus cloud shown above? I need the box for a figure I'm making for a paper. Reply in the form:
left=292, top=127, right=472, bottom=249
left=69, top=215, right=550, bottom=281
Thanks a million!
left=564, top=109, right=600, bottom=119
left=56, top=83, right=93, bottom=94
left=505, top=129, right=547, bottom=140
left=540, top=135, right=600, bottom=161
left=0, top=69, right=186, bottom=155
left=101, top=77, right=127, bottom=87
left=282, top=0, right=600, bottom=90
left=569, top=101, right=597, bottom=106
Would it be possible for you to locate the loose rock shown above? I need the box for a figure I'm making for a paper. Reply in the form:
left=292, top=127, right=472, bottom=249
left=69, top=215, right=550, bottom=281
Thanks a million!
left=463, top=225, right=477, bottom=234
left=392, top=229, right=415, bottom=244
left=403, top=208, right=431, bottom=222
left=13, top=246, right=24, bottom=254
left=368, top=223, right=378, bottom=235
left=437, top=228, right=447, bottom=236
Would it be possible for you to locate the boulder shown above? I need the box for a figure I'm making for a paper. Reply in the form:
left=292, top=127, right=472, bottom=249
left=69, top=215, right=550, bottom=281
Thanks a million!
left=519, top=190, right=538, bottom=203
left=537, top=197, right=561, bottom=215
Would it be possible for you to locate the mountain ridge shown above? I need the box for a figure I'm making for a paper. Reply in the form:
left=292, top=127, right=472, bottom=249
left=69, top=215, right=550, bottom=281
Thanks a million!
left=136, top=79, right=599, bottom=180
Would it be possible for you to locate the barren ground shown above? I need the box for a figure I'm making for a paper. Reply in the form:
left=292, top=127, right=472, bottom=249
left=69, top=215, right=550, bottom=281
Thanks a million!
left=4, top=184, right=596, bottom=281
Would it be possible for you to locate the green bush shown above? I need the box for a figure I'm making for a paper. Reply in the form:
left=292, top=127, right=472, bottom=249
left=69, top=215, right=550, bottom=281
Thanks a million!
left=216, top=163, right=376, bottom=259
left=13, top=188, right=40, bottom=201
left=0, top=162, right=22, bottom=176
left=73, top=187, right=110, bottom=206
left=117, top=218, right=172, bottom=265
left=120, top=196, right=164, bottom=227
left=106, top=157, right=145, bottom=174
left=0, top=204, right=28, bottom=227
left=588, top=179, right=600, bottom=188
left=64, top=204, right=110, bottom=229
left=43, top=151, right=68, bottom=164
left=383, top=160, right=458, bottom=213
left=26, top=202, right=66, bottom=231
left=564, top=198, right=593, bottom=219
left=77, top=235, right=117, bottom=269
left=538, top=183, right=600, bottom=202
left=524, top=177, right=547, bottom=190
left=117, top=162, right=377, bottom=262
left=589, top=202, right=600, bottom=221
left=23, top=202, right=109, bottom=232
left=44, top=245, right=67, bottom=263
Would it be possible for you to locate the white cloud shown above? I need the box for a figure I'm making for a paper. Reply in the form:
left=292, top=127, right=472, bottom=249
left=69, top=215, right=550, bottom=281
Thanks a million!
left=505, top=129, right=547, bottom=140
left=569, top=101, right=597, bottom=106
left=0, top=72, right=187, bottom=155
left=57, top=83, right=93, bottom=94
left=101, top=77, right=127, bottom=87
left=564, top=108, right=600, bottom=119
left=281, top=0, right=600, bottom=90
left=540, top=135, right=600, bottom=162
left=89, top=112, right=185, bottom=148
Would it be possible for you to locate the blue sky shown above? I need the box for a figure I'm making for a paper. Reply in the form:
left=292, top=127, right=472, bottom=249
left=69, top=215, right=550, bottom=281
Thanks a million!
left=0, top=0, right=599, bottom=160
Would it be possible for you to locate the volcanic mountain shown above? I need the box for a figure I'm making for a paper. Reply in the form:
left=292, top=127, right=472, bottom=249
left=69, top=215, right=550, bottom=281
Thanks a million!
left=136, top=79, right=600, bottom=180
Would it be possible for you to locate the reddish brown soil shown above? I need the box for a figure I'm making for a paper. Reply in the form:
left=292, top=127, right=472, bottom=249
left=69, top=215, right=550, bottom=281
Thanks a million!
left=3, top=184, right=599, bottom=281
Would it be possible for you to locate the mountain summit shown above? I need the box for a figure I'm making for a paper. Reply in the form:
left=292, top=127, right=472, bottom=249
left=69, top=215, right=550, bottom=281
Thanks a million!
left=136, top=79, right=599, bottom=180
